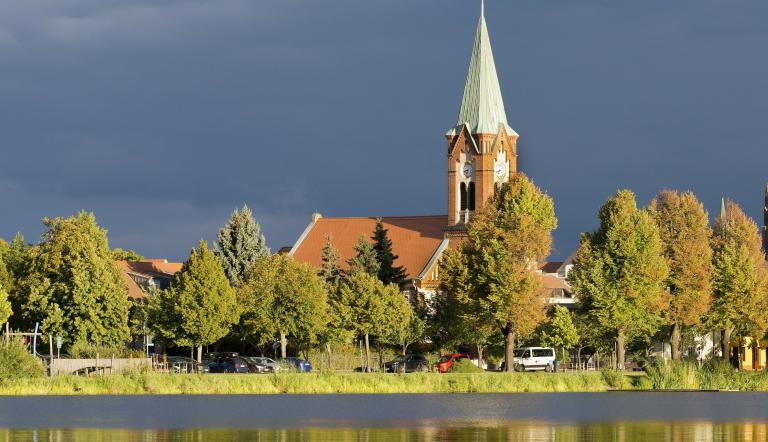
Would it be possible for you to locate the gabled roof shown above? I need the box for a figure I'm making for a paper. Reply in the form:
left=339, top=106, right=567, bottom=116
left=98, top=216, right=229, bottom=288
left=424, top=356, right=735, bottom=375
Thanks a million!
left=448, top=4, right=516, bottom=137
left=116, top=260, right=183, bottom=301
left=290, top=215, right=448, bottom=280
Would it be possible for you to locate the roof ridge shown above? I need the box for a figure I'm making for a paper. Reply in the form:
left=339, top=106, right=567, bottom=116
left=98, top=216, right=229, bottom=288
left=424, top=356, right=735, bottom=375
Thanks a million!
left=318, top=214, right=448, bottom=220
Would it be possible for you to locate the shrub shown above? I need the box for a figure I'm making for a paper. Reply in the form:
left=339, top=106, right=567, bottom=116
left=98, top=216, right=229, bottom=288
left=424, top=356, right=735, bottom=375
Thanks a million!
left=0, top=339, right=46, bottom=382
left=68, top=342, right=141, bottom=359
left=601, top=369, right=630, bottom=389
left=449, top=359, right=484, bottom=373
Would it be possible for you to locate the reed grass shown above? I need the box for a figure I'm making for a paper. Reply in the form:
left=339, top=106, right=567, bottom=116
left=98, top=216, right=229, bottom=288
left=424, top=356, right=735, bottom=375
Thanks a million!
left=0, top=371, right=611, bottom=395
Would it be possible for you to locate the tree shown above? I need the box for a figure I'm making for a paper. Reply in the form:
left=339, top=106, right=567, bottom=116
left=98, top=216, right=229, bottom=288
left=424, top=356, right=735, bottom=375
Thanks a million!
left=569, top=190, right=668, bottom=369
left=371, top=218, right=406, bottom=286
left=441, top=174, right=558, bottom=372
left=648, top=190, right=713, bottom=360
left=217, top=205, right=270, bottom=286
left=710, top=199, right=768, bottom=362
left=15, top=212, right=131, bottom=347
left=237, top=255, right=328, bottom=359
left=149, top=241, right=239, bottom=362
left=540, top=306, right=580, bottom=365
left=0, top=284, right=11, bottom=326
left=346, top=235, right=380, bottom=277
left=318, top=235, right=343, bottom=286
left=378, top=287, right=423, bottom=355
left=111, top=248, right=144, bottom=262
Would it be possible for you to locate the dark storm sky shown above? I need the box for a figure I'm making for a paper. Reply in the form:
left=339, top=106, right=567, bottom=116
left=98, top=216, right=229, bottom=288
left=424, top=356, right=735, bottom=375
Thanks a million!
left=1, top=0, right=766, bottom=261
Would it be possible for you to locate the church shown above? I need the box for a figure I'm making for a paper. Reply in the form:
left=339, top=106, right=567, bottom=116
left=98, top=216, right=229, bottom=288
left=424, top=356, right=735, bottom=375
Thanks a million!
left=288, top=4, right=572, bottom=302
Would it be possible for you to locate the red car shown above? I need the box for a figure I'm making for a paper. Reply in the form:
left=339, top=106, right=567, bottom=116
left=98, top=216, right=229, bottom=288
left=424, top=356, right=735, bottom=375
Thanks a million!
left=436, top=354, right=470, bottom=373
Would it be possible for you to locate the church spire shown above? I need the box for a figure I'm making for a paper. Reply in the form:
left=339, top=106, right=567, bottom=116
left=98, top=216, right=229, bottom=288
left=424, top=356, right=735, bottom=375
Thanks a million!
left=448, top=1, right=516, bottom=136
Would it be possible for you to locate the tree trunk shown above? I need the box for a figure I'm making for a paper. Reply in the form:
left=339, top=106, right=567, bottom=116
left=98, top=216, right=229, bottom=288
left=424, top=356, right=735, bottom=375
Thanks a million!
left=364, top=333, right=372, bottom=373
left=280, top=331, right=287, bottom=359
left=616, top=330, right=626, bottom=370
left=671, top=322, right=682, bottom=361
left=196, top=345, right=202, bottom=364
left=722, top=328, right=733, bottom=364
left=326, top=343, right=333, bottom=371
left=504, top=328, right=516, bottom=372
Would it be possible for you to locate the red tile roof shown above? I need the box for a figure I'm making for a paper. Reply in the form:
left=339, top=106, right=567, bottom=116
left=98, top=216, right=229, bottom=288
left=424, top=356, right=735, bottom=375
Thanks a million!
left=116, top=260, right=183, bottom=301
left=538, top=261, right=563, bottom=274
left=291, top=215, right=448, bottom=280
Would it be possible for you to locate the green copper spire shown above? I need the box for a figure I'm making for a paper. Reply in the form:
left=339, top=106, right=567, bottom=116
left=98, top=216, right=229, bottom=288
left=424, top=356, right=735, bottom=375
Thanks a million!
left=448, top=2, right=516, bottom=137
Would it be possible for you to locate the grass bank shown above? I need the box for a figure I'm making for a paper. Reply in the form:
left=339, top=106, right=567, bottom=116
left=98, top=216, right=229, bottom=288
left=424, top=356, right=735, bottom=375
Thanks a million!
left=0, top=371, right=612, bottom=395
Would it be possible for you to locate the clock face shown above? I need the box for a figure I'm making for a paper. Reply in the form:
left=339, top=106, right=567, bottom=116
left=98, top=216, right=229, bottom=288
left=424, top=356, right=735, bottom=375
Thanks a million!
left=494, top=163, right=506, bottom=178
left=462, top=163, right=474, bottom=178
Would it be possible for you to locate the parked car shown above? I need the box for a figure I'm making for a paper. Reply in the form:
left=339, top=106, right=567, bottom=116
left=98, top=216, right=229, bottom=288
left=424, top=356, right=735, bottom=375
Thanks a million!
left=513, top=347, right=556, bottom=372
left=208, top=356, right=251, bottom=374
left=280, top=357, right=312, bottom=372
left=384, top=354, right=430, bottom=373
left=435, top=353, right=470, bottom=373
left=246, top=357, right=280, bottom=373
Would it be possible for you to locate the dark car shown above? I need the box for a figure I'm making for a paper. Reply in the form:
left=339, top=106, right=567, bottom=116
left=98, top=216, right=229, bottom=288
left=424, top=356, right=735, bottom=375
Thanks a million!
left=208, top=356, right=250, bottom=374
left=384, top=354, right=430, bottom=373
left=167, top=356, right=201, bottom=373
left=280, top=357, right=312, bottom=372
left=435, top=353, right=470, bottom=373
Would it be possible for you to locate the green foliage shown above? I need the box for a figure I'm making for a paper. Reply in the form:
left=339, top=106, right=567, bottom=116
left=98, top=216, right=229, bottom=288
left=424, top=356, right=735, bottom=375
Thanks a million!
left=237, top=255, right=328, bottom=351
left=378, top=289, right=423, bottom=354
left=217, top=205, right=270, bottom=287
left=346, top=235, right=380, bottom=277
left=644, top=359, right=699, bottom=390
left=540, top=306, right=579, bottom=352
left=110, top=248, right=144, bottom=262
left=318, top=235, right=343, bottom=286
left=441, top=174, right=557, bottom=369
left=649, top=190, right=712, bottom=360
left=0, top=339, right=45, bottom=382
left=149, top=241, right=239, bottom=352
left=569, top=190, right=668, bottom=366
left=371, top=218, right=406, bottom=286
left=449, top=358, right=484, bottom=373
left=68, top=341, right=142, bottom=359
left=15, top=212, right=131, bottom=347
left=0, top=283, right=11, bottom=325
left=600, top=369, right=631, bottom=389
left=710, top=199, right=768, bottom=340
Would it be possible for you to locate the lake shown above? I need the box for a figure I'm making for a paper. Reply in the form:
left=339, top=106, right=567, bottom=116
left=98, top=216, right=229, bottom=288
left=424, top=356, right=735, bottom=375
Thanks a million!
left=1, top=392, right=767, bottom=440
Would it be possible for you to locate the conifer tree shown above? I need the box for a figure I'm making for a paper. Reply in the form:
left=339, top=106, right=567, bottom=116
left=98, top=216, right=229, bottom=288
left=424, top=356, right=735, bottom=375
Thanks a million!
left=346, top=235, right=380, bottom=277
left=149, top=240, right=239, bottom=362
left=15, top=212, right=131, bottom=347
left=318, top=235, right=343, bottom=286
left=710, top=199, right=768, bottom=362
left=217, top=205, right=270, bottom=286
left=569, top=190, right=668, bottom=369
left=648, top=190, right=713, bottom=360
left=440, top=174, right=558, bottom=371
left=371, top=218, right=406, bottom=286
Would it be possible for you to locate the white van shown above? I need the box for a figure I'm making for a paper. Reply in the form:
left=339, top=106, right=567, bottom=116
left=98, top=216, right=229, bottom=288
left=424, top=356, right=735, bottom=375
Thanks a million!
left=512, top=347, right=556, bottom=372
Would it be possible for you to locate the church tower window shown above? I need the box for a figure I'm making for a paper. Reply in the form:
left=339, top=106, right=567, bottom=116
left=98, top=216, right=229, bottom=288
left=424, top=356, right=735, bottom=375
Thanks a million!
left=460, top=183, right=468, bottom=211
left=468, top=182, right=476, bottom=211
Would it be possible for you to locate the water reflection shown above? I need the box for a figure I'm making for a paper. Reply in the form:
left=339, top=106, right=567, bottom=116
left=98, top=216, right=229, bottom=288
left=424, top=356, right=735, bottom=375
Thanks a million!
left=3, top=422, right=768, bottom=442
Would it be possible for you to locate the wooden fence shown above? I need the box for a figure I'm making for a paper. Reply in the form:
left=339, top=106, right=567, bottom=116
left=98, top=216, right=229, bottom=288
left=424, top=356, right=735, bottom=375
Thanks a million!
left=49, top=357, right=151, bottom=376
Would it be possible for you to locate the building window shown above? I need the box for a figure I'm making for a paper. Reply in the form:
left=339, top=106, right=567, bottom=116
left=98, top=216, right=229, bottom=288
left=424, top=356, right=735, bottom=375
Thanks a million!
left=460, top=183, right=467, bottom=211
left=468, top=182, right=476, bottom=211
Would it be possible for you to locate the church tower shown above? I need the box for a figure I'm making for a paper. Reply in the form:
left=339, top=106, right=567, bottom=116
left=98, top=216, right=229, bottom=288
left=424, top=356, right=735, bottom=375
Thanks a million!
left=446, top=1, right=518, bottom=228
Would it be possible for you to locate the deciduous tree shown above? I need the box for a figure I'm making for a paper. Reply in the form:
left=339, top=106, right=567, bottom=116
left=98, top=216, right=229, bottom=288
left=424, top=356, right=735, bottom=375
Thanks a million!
left=569, top=190, right=668, bottom=369
left=710, top=199, right=768, bottom=362
left=149, top=241, right=239, bottom=362
left=15, top=212, right=131, bottom=347
left=540, top=305, right=580, bottom=365
left=648, top=190, right=712, bottom=360
left=217, top=205, right=270, bottom=286
left=441, top=174, right=558, bottom=372
left=237, top=255, right=328, bottom=359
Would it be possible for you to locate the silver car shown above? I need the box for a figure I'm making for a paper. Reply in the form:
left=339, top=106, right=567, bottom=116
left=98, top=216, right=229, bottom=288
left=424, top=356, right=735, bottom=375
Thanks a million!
left=246, top=356, right=281, bottom=373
